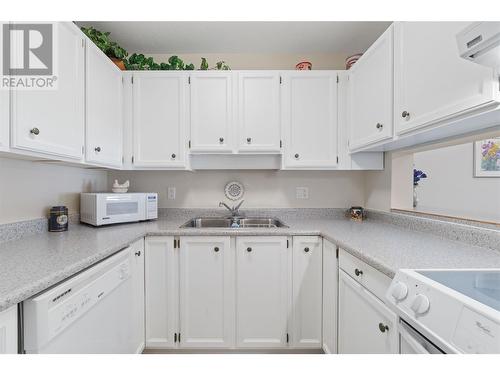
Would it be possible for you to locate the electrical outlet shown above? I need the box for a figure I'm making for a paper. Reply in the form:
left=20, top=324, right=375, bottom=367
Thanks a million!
left=296, top=187, right=309, bottom=199
left=167, top=187, right=176, bottom=200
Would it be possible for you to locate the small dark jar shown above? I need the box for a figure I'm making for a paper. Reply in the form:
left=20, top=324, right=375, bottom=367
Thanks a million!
left=49, top=206, right=69, bottom=232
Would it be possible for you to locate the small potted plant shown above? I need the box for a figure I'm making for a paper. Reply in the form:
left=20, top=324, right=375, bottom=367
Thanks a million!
left=413, top=169, right=428, bottom=208
left=81, top=27, right=128, bottom=70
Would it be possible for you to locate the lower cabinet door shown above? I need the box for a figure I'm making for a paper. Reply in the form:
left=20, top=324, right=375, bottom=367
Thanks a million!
left=338, top=270, right=398, bottom=353
left=0, top=305, right=17, bottom=354
left=236, top=236, right=290, bottom=348
left=145, top=236, right=178, bottom=349
left=130, top=238, right=145, bottom=353
left=292, top=236, right=322, bottom=348
left=179, top=236, right=234, bottom=348
left=322, top=239, right=338, bottom=354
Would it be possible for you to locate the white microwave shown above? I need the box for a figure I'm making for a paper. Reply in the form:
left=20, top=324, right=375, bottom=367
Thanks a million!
left=80, top=193, right=158, bottom=226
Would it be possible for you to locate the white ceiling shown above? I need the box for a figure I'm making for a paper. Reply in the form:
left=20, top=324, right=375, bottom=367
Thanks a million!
left=76, top=21, right=391, bottom=54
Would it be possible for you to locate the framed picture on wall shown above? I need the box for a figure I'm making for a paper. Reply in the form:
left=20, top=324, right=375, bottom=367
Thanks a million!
left=474, top=137, right=500, bottom=177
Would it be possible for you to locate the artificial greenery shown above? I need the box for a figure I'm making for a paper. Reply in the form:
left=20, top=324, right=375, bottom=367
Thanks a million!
left=81, top=27, right=128, bottom=60
left=82, top=26, right=230, bottom=71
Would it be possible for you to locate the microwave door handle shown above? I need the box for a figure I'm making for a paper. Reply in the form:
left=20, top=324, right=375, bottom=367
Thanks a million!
left=399, top=323, right=433, bottom=354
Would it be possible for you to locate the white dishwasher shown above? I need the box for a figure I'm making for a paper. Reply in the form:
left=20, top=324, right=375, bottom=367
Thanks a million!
left=23, top=247, right=140, bottom=354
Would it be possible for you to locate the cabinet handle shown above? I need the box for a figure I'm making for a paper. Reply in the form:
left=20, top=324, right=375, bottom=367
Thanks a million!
left=246, top=247, right=252, bottom=252
left=304, top=247, right=310, bottom=253
left=135, top=251, right=141, bottom=257
left=294, top=153, right=299, bottom=159
left=378, top=323, right=389, bottom=333
left=401, top=111, right=410, bottom=119
left=354, top=268, right=363, bottom=276
left=214, top=247, right=219, bottom=252
left=219, top=137, right=224, bottom=143
left=30, top=127, right=40, bottom=135
left=246, top=137, right=252, bottom=143
left=94, top=146, right=101, bottom=152
left=171, top=153, right=176, bottom=159
left=376, top=123, right=383, bottom=130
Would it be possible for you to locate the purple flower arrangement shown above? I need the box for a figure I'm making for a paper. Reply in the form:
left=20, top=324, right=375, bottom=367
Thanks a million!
left=413, top=169, right=428, bottom=186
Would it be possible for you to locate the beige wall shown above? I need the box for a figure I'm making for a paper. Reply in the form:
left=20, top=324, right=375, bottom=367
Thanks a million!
left=363, top=152, right=392, bottom=211
left=108, top=170, right=366, bottom=209
left=413, top=142, right=500, bottom=223
left=147, top=53, right=348, bottom=70
left=0, top=157, right=107, bottom=224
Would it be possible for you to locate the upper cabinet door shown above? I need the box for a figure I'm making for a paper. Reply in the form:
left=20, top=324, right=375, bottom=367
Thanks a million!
left=292, top=236, right=323, bottom=348
left=0, top=23, right=8, bottom=152
left=132, top=73, right=188, bottom=168
left=282, top=72, right=338, bottom=169
left=179, top=236, right=234, bottom=348
left=85, top=40, right=123, bottom=168
left=236, top=236, right=290, bottom=348
left=190, top=72, right=233, bottom=153
left=349, top=25, right=394, bottom=150
left=395, top=22, right=500, bottom=136
left=11, top=22, right=84, bottom=160
left=237, top=72, right=281, bottom=153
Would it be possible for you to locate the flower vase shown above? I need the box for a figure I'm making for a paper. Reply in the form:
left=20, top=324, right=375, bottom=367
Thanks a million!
left=413, top=185, right=418, bottom=208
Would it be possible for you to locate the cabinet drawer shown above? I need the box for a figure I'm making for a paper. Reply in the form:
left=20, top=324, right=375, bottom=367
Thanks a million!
left=338, top=249, right=391, bottom=300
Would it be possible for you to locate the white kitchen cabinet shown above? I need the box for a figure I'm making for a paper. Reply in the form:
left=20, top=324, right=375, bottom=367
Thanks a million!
left=190, top=72, right=233, bottom=153
left=282, top=72, right=339, bottom=169
left=132, top=73, right=188, bottom=168
left=0, top=88, right=8, bottom=152
left=0, top=23, right=8, bottom=152
left=0, top=305, right=17, bottom=354
left=394, top=22, right=500, bottom=136
left=85, top=39, right=123, bottom=168
left=338, top=270, right=397, bottom=354
left=179, top=236, right=234, bottom=348
left=10, top=22, right=84, bottom=160
left=129, top=238, right=145, bottom=353
left=237, top=72, right=281, bottom=153
left=292, top=236, right=322, bottom=348
left=145, top=236, right=178, bottom=349
left=349, top=25, right=394, bottom=150
left=236, top=236, right=290, bottom=348
left=322, top=239, right=337, bottom=354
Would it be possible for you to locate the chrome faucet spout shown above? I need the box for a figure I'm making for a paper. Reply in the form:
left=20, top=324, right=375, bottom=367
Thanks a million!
left=219, top=200, right=245, bottom=217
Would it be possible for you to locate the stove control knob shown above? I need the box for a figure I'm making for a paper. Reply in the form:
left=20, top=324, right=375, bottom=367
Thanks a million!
left=390, top=281, right=408, bottom=301
left=410, top=294, right=430, bottom=315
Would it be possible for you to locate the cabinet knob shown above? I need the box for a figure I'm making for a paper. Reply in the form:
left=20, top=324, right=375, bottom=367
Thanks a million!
left=214, top=247, right=219, bottom=252
left=171, top=153, right=176, bottom=159
left=304, top=247, right=310, bottom=253
left=354, top=268, right=363, bottom=276
left=294, top=153, right=299, bottom=159
left=219, top=137, right=224, bottom=143
left=246, top=137, right=252, bottom=143
left=94, top=146, right=101, bottom=152
left=376, top=123, right=383, bottom=130
left=246, top=247, right=252, bottom=252
left=401, top=111, right=410, bottom=119
left=378, top=323, right=389, bottom=333
left=135, top=251, right=141, bottom=257
left=30, top=127, right=40, bottom=135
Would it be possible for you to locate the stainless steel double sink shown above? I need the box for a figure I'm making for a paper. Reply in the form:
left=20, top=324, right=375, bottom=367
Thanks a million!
left=180, top=217, right=288, bottom=229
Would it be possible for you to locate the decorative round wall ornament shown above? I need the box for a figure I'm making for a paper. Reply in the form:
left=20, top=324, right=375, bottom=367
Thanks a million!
left=224, top=181, right=244, bottom=201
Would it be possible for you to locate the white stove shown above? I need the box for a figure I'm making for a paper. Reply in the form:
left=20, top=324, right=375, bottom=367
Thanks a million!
left=385, top=269, right=500, bottom=354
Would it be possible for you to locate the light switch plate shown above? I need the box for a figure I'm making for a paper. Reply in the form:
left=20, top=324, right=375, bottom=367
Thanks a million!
left=167, top=187, right=176, bottom=200
left=296, top=187, right=309, bottom=199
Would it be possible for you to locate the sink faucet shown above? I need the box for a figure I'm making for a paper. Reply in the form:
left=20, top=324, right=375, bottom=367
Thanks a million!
left=219, top=200, right=244, bottom=218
